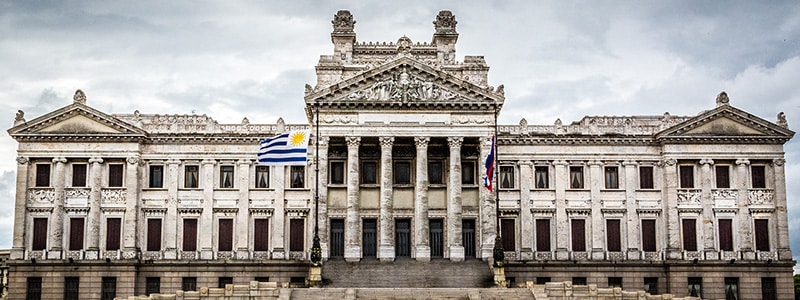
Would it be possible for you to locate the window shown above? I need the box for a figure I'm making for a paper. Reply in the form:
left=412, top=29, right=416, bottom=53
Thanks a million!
left=182, top=277, right=197, bottom=292
left=185, top=165, right=199, bottom=188
left=715, top=165, right=730, bottom=188
left=255, top=277, right=270, bottom=283
left=219, top=277, right=233, bottom=288
left=149, top=165, right=163, bottom=188
left=608, top=277, right=622, bottom=288
left=361, top=161, right=377, bottom=184
left=755, top=219, right=770, bottom=251
left=604, top=166, right=619, bottom=189
left=32, top=218, right=47, bottom=250
left=108, top=164, right=124, bottom=187
left=536, top=277, right=550, bottom=285
left=606, top=219, right=621, bottom=252
left=290, top=166, right=305, bottom=188
left=751, top=165, right=766, bottom=188
left=718, top=219, right=733, bottom=251
left=761, top=277, right=776, bottom=300
left=145, top=277, right=160, bottom=296
left=639, top=166, right=654, bottom=189
left=534, top=166, right=549, bottom=189
left=461, top=161, right=475, bottom=185
left=329, top=161, right=344, bottom=185
left=641, top=219, right=656, bottom=252
left=220, top=165, right=234, bottom=188
left=535, top=219, right=551, bottom=251
left=572, top=277, right=587, bottom=285
left=644, top=277, right=658, bottom=295
left=35, top=164, right=50, bottom=187
left=394, top=161, right=411, bottom=184
left=27, top=277, right=42, bottom=300
left=106, top=217, right=121, bottom=251
left=501, top=219, right=515, bottom=251
left=688, top=277, right=702, bottom=298
left=218, top=219, right=233, bottom=251
left=69, top=218, right=84, bottom=251
left=254, top=219, right=269, bottom=251
left=724, top=277, right=739, bottom=300
left=183, top=219, right=197, bottom=251
left=428, top=160, right=443, bottom=185
left=147, top=219, right=162, bottom=251
left=290, top=219, right=305, bottom=251
left=682, top=219, right=697, bottom=251
left=569, top=166, right=584, bottom=189
left=72, top=164, right=87, bottom=187
left=64, top=277, right=79, bottom=300
left=500, top=166, right=515, bottom=189
left=255, top=166, right=269, bottom=188
left=101, top=277, right=116, bottom=300
left=571, top=219, right=586, bottom=251
left=679, top=165, right=694, bottom=188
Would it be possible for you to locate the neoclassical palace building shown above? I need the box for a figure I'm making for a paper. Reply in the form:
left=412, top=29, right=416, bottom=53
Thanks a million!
left=5, top=10, right=795, bottom=299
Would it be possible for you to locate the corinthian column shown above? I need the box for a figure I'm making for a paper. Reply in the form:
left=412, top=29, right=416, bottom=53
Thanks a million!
left=479, top=137, right=496, bottom=259
left=773, top=158, right=792, bottom=260
left=122, top=156, right=140, bottom=259
left=48, top=157, right=67, bottom=259
left=316, top=137, right=330, bottom=259
left=11, top=157, right=29, bottom=259
left=663, top=158, right=682, bottom=260
left=736, top=159, right=754, bottom=260
left=378, top=137, right=395, bottom=261
left=86, top=157, right=104, bottom=259
left=414, top=136, right=431, bottom=261
left=344, top=136, right=361, bottom=262
left=447, top=137, right=464, bottom=261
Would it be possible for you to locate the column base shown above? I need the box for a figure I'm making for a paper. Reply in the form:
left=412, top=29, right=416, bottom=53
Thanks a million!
left=704, top=249, right=719, bottom=260
left=779, top=248, right=793, bottom=260
left=379, top=245, right=395, bottom=262
left=741, top=250, right=756, bottom=260
left=122, top=248, right=138, bottom=259
left=591, top=248, right=605, bottom=260
left=666, top=249, right=683, bottom=260
left=84, top=249, right=99, bottom=260
left=481, top=243, right=494, bottom=260
left=415, top=246, right=431, bottom=261
left=11, top=247, right=25, bottom=260
left=344, top=246, right=361, bottom=262
left=272, top=248, right=286, bottom=260
left=47, top=250, right=63, bottom=260
left=555, top=249, right=570, bottom=261
left=627, top=250, right=641, bottom=260
left=236, top=248, right=250, bottom=260
left=200, top=249, right=214, bottom=260
left=519, top=248, right=533, bottom=261
left=163, top=248, right=178, bottom=259
left=449, top=246, right=465, bottom=261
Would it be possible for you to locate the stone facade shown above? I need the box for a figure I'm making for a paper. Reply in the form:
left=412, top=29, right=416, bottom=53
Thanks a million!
left=5, top=10, right=796, bottom=300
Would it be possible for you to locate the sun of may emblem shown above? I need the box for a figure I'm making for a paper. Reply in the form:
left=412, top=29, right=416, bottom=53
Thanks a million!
left=289, top=131, right=308, bottom=147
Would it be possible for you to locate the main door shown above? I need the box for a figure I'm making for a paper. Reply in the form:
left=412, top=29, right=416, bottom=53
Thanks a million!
left=462, top=219, right=476, bottom=258
left=330, top=219, right=344, bottom=258
left=395, top=219, right=411, bottom=257
left=430, top=219, right=443, bottom=257
left=362, top=219, right=377, bottom=257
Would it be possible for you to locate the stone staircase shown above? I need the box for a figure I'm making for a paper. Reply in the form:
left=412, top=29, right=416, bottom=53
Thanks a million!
left=289, top=288, right=536, bottom=300
left=321, top=258, right=494, bottom=288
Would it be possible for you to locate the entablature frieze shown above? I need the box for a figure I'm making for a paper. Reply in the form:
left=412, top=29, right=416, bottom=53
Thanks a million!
left=565, top=208, right=591, bottom=216
left=249, top=208, right=274, bottom=217
left=178, top=207, right=203, bottom=216
left=142, top=208, right=167, bottom=217
left=636, top=208, right=661, bottom=217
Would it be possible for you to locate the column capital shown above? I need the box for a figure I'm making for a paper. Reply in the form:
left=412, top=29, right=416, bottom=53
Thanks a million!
left=736, top=158, right=750, bottom=166
left=52, top=156, right=68, bottom=164
left=447, top=136, right=463, bottom=148
left=773, top=158, right=786, bottom=166
left=317, top=136, right=330, bottom=147
left=380, top=136, right=395, bottom=148
left=663, top=158, right=677, bottom=166
left=480, top=136, right=493, bottom=145
left=414, top=136, right=429, bottom=148
left=88, top=157, right=103, bottom=164
left=201, top=158, right=216, bottom=166
left=622, top=160, right=638, bottom=167
left=517, top=160, right=532, bottom=166
left=167, top=158, right=183, bottom=165
left=126, top=155, right=140, bottom=165
left=237, top=159, right=252, bottom=166
left=552, top=159, right=568, bottom=166
left=345, top=136, right=361, bottom=148
left=587, top=159, right=602, bottom=167
left=699, top=158, right=714, bottom=166
left=16, top=156, right=29, bottom=165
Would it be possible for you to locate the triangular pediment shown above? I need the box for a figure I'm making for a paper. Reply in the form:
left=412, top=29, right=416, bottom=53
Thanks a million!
left=8, top=102, right=147, bottom=141
left=656, top=104, right=794, bottom=143
left=38, top=114, right=124, bottom=134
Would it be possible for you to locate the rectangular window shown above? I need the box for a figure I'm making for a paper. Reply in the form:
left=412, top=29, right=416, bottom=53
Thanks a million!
left=255, top=277, right=270, bottom=283
left=101, top=277, right=116, bottom=300
left=27, top=277, right=42, bottom=300
left=218, top=219, right=233, bottom=251
left=755, top=219, right=770, bottom=251
left=604, top=166, right=619, bottom=189
left=147, top=219, right=162, bottom=251
left=572, top=277, right=587, bottom=286
left=679, top=165, right=694, bottom=188
left=461, top=161, right=476, bottom=185
left=535, top=219, right=551, bottom=251
left=724, top=277, right=739, bottom=300
left=718, top=219, right=733, bottom=251
left=644, top=277, right=658, bottom=295
left=501, top=219, right=515, bottom=251
left=639, top=166, right=654, bottom=189
left=290, top=166, right=305, bottom=188
left=290, top=219, right=305, bottom=251
left=428, top=160, right=443, bottom=185
left=220, top=165, right=234, bottom=188
left=606, top=219, right=621, bottom=252
left=571, top=219, right=586, bottom=251
left=72, top=164, right=87, bottom=187
left=64, top=277, right=79, bottom=300
left=394, top=161, right=411, bottom=185
left=182, top=277, right=197, bottom=292
left=682, top=219, right=697, bottom=251
left=688, top=277, right=702, bottom=298
left=641, top=219, right=656, bottom=252
left=255, top=166, right=269, bottom=188
left=536, top=277, right=550, bottom=285
left=106, top=217, right=121, bottom=251
left=500, top=166, right=515, bottom=189
left=108, top=164, right=124, bottom=187
left=145, top=277, right=160, bottom=296
left=219, top=277, right=233, bottom=288
left=35, top=164, right=50, bottom=187
left=608, top=277, right=622, bottom=288
left=761, top=277, right=776, bottom=300
left=183, top=219, right=198, bottom=251
left=751, top=165, right=766, bottom=188
left=32, top=218, right=48, bottom=250
left=534, top=166, right=549, bottom=189
left=715, top=165, right=730, bottom=188
left=185, top=165, right=199, bottom=188
left=149, top=165, right=163, bottom=188
left=569, top=166, right=584, bottom=189
left=361, top=161, right=377, bottom=184
left=69, top=218, right=85, bottom=251
left=329, top=161, right=344, bottom=185
left=254, top=219, right=269, bottom=251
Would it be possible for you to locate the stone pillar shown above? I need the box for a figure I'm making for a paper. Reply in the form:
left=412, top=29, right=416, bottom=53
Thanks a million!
left=553, top=160, right=569, bottom=260
left=414, top=136, right=431, bottom=261
left=736, top=158, right=754, bottom=259
left=316, top=137, right=330, bottom=258
left=378, top=137, right=395, bottom=261
left=47, top=156, right=67, bottom=259
left=479, top=137, right=495, bottom=260
left=163, top=159, right=180, bottom=259
left=773, top=158, right=791, bottom=260
left=588, top=160, right=604, bottom=260
left=663, top=158, right=681, bottom=259
left=122, top=156, right=140, bottom=259
left=11, top=157, right=29, bottom=259
left=344, top=136, right=361, bottom=261
left=86, top=157, right=104, bottom=259
left=447, top=137, right=464, bottom=261
left=199, top=159, right=215, bottom=259
left=271, top=163, right=286, bottom=259
left=518, top=160, right=533, bottom=260
left=623, top=160, right=640, bottom=260
left=699, top=159, right=717, bottom=259
left=236, top=159, right=251, bottom=259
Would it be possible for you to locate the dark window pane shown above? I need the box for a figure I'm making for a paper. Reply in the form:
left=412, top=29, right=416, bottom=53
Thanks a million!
left=500, top=166, right=514, bottom=189
left=394, top=161, right=411, bottom=184
left=218, top=277, right=232, bottom=288
left=35, top=164, right=50, bottom=187
left=72, top=164, right=87, bottom=187
left=145, top=277, right=160, bottom=295
left=609, top=277, right=622, bottom=288
left=362, top=219, right=377, bottom=257
left=290, top=166, right=305, bottom=188
left=606, top=219, right=621, bottom=252
left=604, top=167, right=619, bottom=189
left=147, top=219, right=162, bottom=251
left=428, top=161, right=443, bottom=185
left=724, top=277, right=739, bottom=300
left=461, top=161, right=475, bottom=185
left=639, top=166, right=654, bottom=189
left=501, top=219, right=515, bottom=250
left=183, top=219, right=197, bottom=251
left=101, top=277, right=116, bottom=300
left=536, top=219, right=551, bottom=251
left=535, top=166, right=549, bottom=189
left=751, top=165, right=766, bottom=188
left=32, top=218, right=47, bottom=250
left=641, top=219, right=656, bottom=252
left=69, top=218, right=84, bottom=251
left=182, top=277, right=197, bottom=292
left=644, top=277, right=658, bottom=295
left=149, top=166, right=163, bottom=188
left=688, top=277, right=702, bottom=298
left=330, top=219, right=345, bottom=257
left=218, top=219, right=233, bottom=251
left=362, top=161, right=377, bottom=184
left=761, top=277, right=776, bottom=300
left=254, top=219, right=269, bottom=251
left=570, top=166, right=584, bottom=189
left=682, top=219, right=697, bottom=251
left=718, top=219, right=733, bottom=251
left=716, top=165, right=730, bottom=188
left=64, top=277, right=79, bottom=300
left=106, top=218, right=121, bottom=250
left=572, top=277, right=586, bottom=285
left=329, top=162, right=344, bottom=185
left=755, top=219, right=770, bottom=251
left=290, top=219, right=305, bottom=251
left=679, top=165, right=694, bottom=188
left=256, top=166, right=269, bottom=188
left=220, top=165, right=234, bottom=188
left=108, top=164, right=124, bottom=187
left=185, top=166, right=199, bottom=188
left=27, top=277, right=42, bottom=300
left=571, top=219, right=586, bottom=251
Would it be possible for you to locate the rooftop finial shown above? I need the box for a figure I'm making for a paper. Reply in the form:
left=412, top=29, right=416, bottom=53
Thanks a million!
left=332, top=10, right=355, bottom=33
left=433, top=10, right=457, bottom=34
left=73, top=89, right=87, bottom=104
left=716, top=91, right=729, bottom=107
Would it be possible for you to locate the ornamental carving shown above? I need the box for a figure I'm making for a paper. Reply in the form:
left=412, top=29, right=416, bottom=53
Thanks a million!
left=66, top=189, right=90, bottom=199
left=711, top=189, right=737, bottom=200
left=433, top=10, right=457, bottom=34
left=102, top=189, right=126, bottom=204
left=379, top=136, right=395, bottom=148
left=320, top=115, right=357, bottom=125
left=677, top=189, right=701, bottom=204
left=414, top=136, right=430, bottom=148
left=28, top=188, right=55, bottom=203
left=447, top=137, right=463, bottom=148
left=451, top=115, right=492, bottom=125
left=774, top=158, right=786, bottom=166
left=332, top=10, right=355, bottom=33
left=73, top=89, right=87, bottom=104
left=127, top=156, right=140, bottom=165
left=345, top=136, right=361, bottom=148
left=16, top=156, right=28, bottom=165
left=344, top=70, right=460, bottom=102
left=663, top=158, right=677, bottom=166
left=748, top=190, right=774, bottom=205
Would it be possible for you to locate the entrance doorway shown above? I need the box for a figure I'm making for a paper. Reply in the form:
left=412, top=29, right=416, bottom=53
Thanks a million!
left=362, top=219, right=377, bottom=257
left=430, top=219, right=443, bottom=257
left=462, top=219, right=476, bottom=258
left=330, top=219, right=344, bottom=258
left=395, top=219, right=411, bottom=257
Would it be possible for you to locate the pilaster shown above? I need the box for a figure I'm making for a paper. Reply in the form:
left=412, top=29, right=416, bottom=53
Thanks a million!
left=736, top=158, right=754, bottom=259
left=447, top=137, right=464, bottom=261
left=11, top=157, right=29, bottom=259
left=378, top=136, right=395, bottom=261
left=122, top=156, right=140, bottom=259
left=199, top=159, right=215, bottom=259
left=316, top=137, right=330, bottom=259
left=47, top=157, right=67, bottom=259
left=235, top=159, right=251, bottom=259
left=344, top=136, right=361, bottom=261
left=85, top=157, right=104, bottom=259
left=663, top=157, right=682, bottom=259
left=271, top=161, right=286, bottom=259
left=553, top=160, right=569, bottom=260
left=415, top=136, right=431, bottom=261
left=699, top=159, right=717, bottom=259
left=588, top=160, right=603, bottom=260
left=518, top=160, right=533, bottom=260
left=623, top=160, right=640, bottom=260
left=773, top=158, right=792, bottom=260
left=163, top=159, right=180, bottom=259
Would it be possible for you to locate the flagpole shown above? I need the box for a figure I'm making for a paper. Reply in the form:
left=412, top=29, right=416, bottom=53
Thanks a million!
left=310, top=100, right=322, bottom=267
left=492, top=105, right=504, bottom=268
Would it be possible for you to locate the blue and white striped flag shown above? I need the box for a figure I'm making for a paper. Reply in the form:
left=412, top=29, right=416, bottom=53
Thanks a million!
left=257, top=130, right=310, bottom=166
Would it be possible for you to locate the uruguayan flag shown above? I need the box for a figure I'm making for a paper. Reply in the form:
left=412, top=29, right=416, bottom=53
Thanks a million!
left=257, top=130, right=310, bottom=166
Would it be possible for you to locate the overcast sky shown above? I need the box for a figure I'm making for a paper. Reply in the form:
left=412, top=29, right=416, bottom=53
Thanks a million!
left=1, top=0, right=799, bottom=269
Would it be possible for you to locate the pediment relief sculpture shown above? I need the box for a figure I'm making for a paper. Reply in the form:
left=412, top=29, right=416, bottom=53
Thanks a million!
left=344, top=69, right=460, bottom=102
